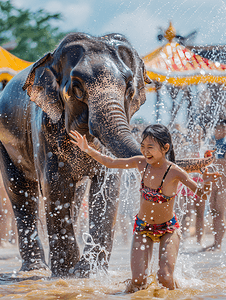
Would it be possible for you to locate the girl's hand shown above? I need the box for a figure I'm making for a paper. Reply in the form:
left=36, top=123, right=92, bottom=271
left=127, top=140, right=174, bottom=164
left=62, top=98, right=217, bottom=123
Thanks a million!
left=202, top=167, right=221, bottom=184
left=69, top=130, right=89, bottom=152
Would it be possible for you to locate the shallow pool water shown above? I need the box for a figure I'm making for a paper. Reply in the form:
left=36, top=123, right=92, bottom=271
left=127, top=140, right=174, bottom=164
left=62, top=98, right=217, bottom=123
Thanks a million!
left=0, top=230, right=226, bottom=300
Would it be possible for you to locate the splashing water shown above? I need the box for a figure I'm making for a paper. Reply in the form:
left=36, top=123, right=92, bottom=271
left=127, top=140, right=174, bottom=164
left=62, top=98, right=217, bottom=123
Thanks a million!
left=1, top=113, right=226, bottom=299
left=1, top=3, right=226, bottom=296
left=1, top=95, right=226, bottom=299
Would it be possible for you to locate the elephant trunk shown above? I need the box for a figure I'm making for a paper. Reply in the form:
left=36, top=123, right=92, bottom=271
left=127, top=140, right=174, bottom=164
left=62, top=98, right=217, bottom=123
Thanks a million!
left=88, top=94, right=141, bottom=158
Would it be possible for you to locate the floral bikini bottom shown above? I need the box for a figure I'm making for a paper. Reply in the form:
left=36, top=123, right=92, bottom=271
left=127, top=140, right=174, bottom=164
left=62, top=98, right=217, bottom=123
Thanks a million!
left=133, top=214, right=180, bottom=243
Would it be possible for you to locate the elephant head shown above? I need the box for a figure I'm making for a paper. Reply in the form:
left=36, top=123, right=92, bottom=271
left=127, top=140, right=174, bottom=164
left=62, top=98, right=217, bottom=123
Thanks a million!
left=23, top=33, right=151, bottom=158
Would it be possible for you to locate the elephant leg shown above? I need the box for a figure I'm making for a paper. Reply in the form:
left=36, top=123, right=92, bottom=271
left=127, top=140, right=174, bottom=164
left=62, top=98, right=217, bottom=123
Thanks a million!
left=73, top=171, right=121, bottom=277
left=72, top=177, right=90, bottom=225
left=44, top=165, right=83, bottom=277
left=0, top=142, right=47, bottom=272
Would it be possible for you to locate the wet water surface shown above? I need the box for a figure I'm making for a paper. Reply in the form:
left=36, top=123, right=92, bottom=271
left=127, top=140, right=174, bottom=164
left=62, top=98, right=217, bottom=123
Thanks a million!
left=0, top=232, right=226, bottom=300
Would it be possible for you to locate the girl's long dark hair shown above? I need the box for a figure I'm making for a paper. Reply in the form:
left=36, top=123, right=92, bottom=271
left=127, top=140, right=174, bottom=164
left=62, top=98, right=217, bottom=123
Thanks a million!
left=141, top=124, right=175, bottom=162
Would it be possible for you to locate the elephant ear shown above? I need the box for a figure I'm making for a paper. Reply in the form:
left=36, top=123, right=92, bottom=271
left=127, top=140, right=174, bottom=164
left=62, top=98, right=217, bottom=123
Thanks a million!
left=143, top=64, right=152, bottom=84
left=22, top=53, right=63, bottom=124
left=132, top=57, right=152, bottom=114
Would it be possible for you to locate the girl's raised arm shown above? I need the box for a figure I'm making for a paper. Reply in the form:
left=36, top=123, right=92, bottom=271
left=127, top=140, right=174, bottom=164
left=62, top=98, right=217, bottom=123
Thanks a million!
left=177, top=167, right=221, bottom=200
left=69, top=130, right=141, bottom=169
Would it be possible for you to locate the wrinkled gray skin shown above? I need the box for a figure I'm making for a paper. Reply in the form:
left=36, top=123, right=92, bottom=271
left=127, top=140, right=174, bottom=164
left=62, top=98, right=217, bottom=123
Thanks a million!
left=0, top=33, right=151, bottom=277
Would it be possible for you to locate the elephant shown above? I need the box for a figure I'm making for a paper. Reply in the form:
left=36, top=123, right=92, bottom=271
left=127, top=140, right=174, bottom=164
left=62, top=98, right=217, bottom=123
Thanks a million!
left=0, top=32, right=214, bottom=278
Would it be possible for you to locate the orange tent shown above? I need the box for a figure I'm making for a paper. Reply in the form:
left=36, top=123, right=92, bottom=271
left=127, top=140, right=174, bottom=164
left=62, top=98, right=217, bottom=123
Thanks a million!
left=143, top=23, right=226, bottom=92
left=0, top=46, right=33, bottom=82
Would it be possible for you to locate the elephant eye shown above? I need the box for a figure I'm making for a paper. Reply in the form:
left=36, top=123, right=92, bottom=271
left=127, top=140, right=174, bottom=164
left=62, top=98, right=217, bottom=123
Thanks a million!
left=72, top=79, right=84, bottom=99
left=125, top=81, right=135, bottom=99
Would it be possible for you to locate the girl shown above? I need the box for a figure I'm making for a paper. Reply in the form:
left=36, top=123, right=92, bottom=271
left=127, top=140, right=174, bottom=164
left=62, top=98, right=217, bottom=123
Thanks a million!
left=69, top=124, right=221, bottom=292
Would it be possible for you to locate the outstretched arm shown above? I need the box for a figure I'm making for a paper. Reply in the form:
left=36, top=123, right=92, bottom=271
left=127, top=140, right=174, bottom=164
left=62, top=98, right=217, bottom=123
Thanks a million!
left=178, top=167, right=221, bottom=200
left=69, top=130, right=141, bottom=169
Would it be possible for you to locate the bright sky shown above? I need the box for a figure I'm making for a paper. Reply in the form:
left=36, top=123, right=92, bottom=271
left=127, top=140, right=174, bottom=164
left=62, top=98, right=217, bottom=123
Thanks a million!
left=12, top=0, right=226, bottom=122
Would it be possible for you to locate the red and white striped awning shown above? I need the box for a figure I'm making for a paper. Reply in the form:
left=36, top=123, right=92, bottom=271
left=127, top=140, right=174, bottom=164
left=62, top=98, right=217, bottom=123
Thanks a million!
left=143, top=25, right=226, bottom=91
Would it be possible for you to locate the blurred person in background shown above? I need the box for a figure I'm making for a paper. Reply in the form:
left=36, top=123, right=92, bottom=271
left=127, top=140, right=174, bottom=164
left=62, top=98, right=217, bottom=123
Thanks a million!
left=204, top=118, right=226, bottom=251
left=175, top=124, right=206, bottom=245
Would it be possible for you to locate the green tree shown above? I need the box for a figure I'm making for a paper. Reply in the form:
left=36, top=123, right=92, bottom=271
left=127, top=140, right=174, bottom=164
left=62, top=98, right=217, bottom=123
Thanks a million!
left=0, top=0, right=67, bottom=61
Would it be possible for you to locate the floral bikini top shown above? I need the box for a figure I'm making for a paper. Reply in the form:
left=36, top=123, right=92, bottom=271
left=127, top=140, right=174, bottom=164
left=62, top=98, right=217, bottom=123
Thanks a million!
left=140, top=164, right=175, bottom=203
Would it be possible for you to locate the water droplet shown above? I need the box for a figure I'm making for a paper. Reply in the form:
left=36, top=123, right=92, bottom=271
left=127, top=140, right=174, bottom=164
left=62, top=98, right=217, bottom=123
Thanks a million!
left=47, top=152, right=53, bottom=158
left=140, top=245, right=145, bottom=250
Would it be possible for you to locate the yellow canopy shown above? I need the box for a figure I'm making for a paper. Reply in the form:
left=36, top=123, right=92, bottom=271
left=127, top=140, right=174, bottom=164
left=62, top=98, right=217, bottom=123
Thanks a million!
left=0, top=46, right=33, bottom=82
left=143, top=23, right=226, bottom=92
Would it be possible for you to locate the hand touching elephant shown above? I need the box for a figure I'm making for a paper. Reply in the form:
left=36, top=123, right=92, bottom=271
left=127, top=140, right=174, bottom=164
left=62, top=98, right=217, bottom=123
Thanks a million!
left=0, top=32, right=213, bottom=278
